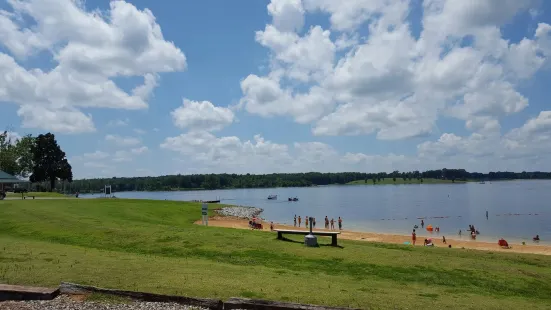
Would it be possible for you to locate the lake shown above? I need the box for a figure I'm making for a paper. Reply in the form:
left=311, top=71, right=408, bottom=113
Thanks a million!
left=82, top=180, right=551, bottom=244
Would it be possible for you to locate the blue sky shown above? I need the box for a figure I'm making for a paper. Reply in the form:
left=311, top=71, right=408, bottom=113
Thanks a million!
left=1, top=0, right=551, bottom=178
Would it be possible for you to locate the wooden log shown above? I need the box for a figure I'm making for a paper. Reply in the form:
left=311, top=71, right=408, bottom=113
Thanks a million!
left=0, top=284, right=59, bottom=301
left=224, top=297, right=362, bottom=310
left=59, top=282, right=223, bottom=309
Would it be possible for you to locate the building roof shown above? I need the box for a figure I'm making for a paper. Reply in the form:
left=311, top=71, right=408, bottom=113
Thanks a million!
left=0, top=170, right=29, bottom=183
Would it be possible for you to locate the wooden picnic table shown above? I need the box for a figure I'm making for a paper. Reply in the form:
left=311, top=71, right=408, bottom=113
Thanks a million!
left=274, top=229, right=340, bottom=246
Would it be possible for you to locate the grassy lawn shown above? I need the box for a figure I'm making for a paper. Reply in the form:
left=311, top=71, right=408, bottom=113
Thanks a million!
left=5, top=191, right=68, bottom=198
left=347, top=178, right=468, bottom=185
left=0, top=199, right=550, bottom=309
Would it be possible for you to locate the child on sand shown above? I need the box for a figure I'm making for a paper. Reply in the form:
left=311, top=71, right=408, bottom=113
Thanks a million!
left=338, top=217, right=342, bottom=230
left=412, top=229, right=417, bottom=245
left=442, top=236, right=446, bottom=244
left=298, top=216, right=302, bottom=227
left=305, top=216, right=309, bottom=228
left=270, top=221, right=274, bottom=231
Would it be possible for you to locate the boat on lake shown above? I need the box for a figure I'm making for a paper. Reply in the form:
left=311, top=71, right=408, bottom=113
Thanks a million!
left=288, top=197, right=299, bottom=202
left=267, top=195, right=277, bottom=200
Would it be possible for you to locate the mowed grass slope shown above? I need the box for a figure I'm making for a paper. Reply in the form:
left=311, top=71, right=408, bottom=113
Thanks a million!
left=347, top=178, right=467, bottom=185
left=0, top=199, right=550, bottom=309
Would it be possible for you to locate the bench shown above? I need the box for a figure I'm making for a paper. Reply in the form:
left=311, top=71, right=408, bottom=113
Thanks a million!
left=274, top=229, right=340, bottom=246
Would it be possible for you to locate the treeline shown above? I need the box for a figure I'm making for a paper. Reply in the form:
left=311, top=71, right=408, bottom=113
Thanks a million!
left=67, top=169, right=551, bottom=193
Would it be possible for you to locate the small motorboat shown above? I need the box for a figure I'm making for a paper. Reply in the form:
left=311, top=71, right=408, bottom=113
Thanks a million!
left=288, top=197, right=299, bottom=202
left=267, top=195, right=277, bottom=200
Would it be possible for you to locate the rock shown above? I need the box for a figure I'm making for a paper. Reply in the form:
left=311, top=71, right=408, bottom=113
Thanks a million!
left=0, top=295, right=211, bottom=310
left=215, top=206, right=263, bottom=219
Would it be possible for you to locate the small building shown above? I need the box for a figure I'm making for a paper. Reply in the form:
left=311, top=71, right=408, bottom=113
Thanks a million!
left=0, top=170, right=29, bottom=192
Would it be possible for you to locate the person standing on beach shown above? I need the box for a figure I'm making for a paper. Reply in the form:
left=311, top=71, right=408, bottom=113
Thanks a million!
left=305, top=216, right=309, bottom=228
left=330, top=218, right=335, bottom=230
left=325, top=216, right=329, bottom=229
left=298, top=216, right=302, bottom=227
left=313, top=217, right=316, bottom=228
left=294, top=215, right=297, bottom=227
left=421, top=219, right=424, bottom=228
left=412, top=229, right=417, bottom=245
left=442, top=236, right=446, bottom=244
left=338, top=217, right=342, bottom=230
left=458, top=229, right=462, bottom=237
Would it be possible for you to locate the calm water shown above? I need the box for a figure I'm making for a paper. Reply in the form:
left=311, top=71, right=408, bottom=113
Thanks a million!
left=82, top=180, right=551, bottom=244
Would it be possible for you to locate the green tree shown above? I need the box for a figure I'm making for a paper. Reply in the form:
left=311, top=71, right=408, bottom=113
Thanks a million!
left=203, top=174, right=220, bottom=190
left=14, top=135, right=34, bottom=177
left=0, top=131, right=34, bottom=177
left=0, top=131, right=18, bottom=175
left=29, top=133, right=73, bottom=191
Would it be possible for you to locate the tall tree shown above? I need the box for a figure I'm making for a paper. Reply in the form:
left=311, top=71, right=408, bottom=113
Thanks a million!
left=0, top=131, right=34, bottom=177
left=29, top=133, right=73, bottom=191
left=0, top=131, right=18, bottom=175
left=14, top=135, right=34, bottom=177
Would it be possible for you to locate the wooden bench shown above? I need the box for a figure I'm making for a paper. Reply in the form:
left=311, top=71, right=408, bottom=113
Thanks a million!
left=274, top=229, right=340, bottom=246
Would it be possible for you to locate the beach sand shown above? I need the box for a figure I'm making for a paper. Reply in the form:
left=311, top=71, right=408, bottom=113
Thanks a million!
left=196, top=216, right=551, bottom=256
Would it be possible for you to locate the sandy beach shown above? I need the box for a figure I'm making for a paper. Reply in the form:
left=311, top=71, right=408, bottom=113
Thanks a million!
left=197, top=216, right=551, bottom=256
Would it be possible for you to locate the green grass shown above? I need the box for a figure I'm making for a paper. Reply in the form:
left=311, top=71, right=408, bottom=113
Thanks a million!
left=347, top=178, right=468, bottom=185
left=5, top=191, right=67, bottom=198
left=0, top=199, right=550, bottom=309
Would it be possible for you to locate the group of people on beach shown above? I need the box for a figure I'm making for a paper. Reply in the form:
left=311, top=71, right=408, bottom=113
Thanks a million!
left=293, top=215, right=343, bottom=230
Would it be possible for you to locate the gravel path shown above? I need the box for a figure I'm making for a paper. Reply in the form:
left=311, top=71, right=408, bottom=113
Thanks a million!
left=0, top=295, right=210, bottom=310
left=215, top=206, right=263, bottom=219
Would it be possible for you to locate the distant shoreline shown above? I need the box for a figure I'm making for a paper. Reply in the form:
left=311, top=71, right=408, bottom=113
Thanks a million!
left=75, top=178, right=546, bottom=194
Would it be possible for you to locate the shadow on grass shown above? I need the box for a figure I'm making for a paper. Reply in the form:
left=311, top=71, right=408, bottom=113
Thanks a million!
left=278, top=236, right=345, bottom=249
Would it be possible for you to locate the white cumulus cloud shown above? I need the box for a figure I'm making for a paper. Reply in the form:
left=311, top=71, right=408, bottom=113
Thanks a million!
left=0, top=0, right=186, bottom=134
left=171, top=99, right=235, bottom=132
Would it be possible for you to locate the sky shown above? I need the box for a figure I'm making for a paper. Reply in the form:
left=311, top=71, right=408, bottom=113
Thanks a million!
left=1, top=0, right=551, bottom=179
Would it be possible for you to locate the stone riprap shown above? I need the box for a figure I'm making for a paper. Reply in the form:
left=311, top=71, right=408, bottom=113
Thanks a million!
left=0, top=295, right=211, bottom=310
left=215, top=206, right=263, bottom=219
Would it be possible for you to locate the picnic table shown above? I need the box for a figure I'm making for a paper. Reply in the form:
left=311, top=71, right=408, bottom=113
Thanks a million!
left=274, top=229, right=340, bottom=246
